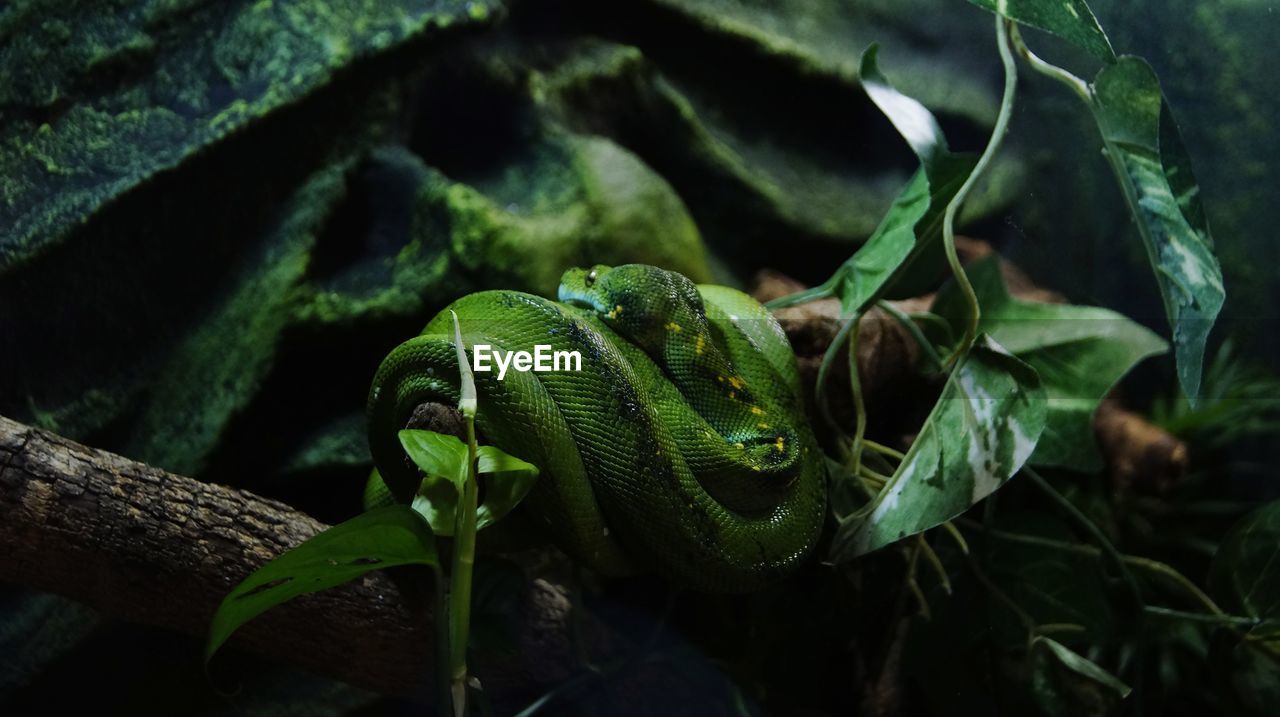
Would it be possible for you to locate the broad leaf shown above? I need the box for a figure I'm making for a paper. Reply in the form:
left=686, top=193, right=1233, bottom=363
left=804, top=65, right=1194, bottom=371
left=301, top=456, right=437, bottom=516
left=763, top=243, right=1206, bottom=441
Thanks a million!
left=410, top=472, right=470, bottom=537
left=475, top=445, right=540, bottom=530
left=477, top=445, right=539, bottom=475
left=1091, top=57, right=1224, bottom=404
left=767, top=48, right=976, bottom=316
left=1033, top=636, right=1132, bottom=699
left=830, top=336, right=1046, bottom=559
left=933, top=257, right=1167, bottom=469
left=205, top=505, right=437, bottom=662
left=766, top=157, right=976, bottom=316
left=968, top=0, right=1114, bottom=60
left=399, top=430, right=469, bottom=491
left=859, top=45, right=948, bottom=164
left=1210, top=500, right=1280, bottom=623
left=397, top=430, right=539, bottom=535
left=1229, top=637, right=1280, bottom=714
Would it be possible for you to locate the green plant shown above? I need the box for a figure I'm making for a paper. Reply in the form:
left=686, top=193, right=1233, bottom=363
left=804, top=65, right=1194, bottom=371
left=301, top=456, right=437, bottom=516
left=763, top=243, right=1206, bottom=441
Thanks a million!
left=206, top=312, right=538, bottom=716
left=762, top=0, right=1257, bottom=706
left=199, top=0, right=1277, bottom=713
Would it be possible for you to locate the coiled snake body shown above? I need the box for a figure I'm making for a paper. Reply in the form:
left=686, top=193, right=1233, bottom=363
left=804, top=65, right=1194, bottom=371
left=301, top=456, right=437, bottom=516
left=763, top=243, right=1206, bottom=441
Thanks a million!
left=368, top=264, right=826, bottom=592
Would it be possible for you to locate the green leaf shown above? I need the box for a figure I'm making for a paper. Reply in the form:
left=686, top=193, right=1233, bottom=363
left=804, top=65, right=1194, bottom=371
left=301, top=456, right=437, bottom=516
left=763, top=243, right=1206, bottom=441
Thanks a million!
left=410, top=473, right=468, bottom=536
left=985, top=515, right=1115, bottom=644
left=399, top=430, right=470, bottom=490
left=766, top=48, right=976, bottom=316
left=1151, top=340, right=1280, bottom=449
left=830, top=336, right=1046, bottom=559
left=474, top=445, right=540, bottom=531
left=1091, top=57, right=1224, bottom=403
left=766, top=157, right=976, bottom=316
left=476, top=445, right=539, bottom=476
left=1210, top=500, right=1280, bottom=623
left=395, top=432, right=539, bottom=535
left=1229, top=638, right=1280, bottom=714
left=205, top=505, right=437, bottom=663
left=859, top=44, right=948, bottom=164
left=1246, top=620, right=1280, bottom=661
left=967, top=0, right=1114, bottom=60
left=397, top=429, right=467, bottom=534
left=933, top=256, right=1167, bottom=469
left=1032, top=636, right=1132, bottom=699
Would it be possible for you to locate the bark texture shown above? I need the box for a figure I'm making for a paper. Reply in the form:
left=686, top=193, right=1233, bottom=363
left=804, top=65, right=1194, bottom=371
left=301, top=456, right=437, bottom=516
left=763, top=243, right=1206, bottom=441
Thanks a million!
left=0, top=413, right=429, bottom=694
left=0, top=414, right=577, bottom=699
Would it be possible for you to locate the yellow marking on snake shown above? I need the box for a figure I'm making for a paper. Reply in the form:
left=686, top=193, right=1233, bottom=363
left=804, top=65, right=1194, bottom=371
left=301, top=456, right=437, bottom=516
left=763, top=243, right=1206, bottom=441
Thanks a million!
left=695, top=335, right=705, bottom=355
left=750, top=406, right=765, bottom=416
left=774, top=436, right=786, bottom=453
left=368, top=263, right=829, bottom=592
left=665, top=321, right=682, bottom=333
left=758, top=422, right=770, bottom=430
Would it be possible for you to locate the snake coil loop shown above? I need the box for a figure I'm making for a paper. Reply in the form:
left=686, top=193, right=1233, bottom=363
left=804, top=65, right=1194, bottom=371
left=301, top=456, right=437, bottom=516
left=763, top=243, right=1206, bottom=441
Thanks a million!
left=368, top=264, right=826, bottom=592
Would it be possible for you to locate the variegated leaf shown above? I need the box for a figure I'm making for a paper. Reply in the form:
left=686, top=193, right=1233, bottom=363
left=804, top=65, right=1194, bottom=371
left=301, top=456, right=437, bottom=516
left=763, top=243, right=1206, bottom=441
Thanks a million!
left=830, top=336, right=1046, bottom=559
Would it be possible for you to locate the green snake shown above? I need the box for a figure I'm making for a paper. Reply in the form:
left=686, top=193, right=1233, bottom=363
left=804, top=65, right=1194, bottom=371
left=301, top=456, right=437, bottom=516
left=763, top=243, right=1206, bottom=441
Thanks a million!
left=367, top=264, right=826, bottom=592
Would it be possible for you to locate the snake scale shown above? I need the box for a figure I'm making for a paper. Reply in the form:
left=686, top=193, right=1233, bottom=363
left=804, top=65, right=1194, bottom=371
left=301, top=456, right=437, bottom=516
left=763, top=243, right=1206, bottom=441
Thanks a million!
left=367, top=264, right=826, bottom=592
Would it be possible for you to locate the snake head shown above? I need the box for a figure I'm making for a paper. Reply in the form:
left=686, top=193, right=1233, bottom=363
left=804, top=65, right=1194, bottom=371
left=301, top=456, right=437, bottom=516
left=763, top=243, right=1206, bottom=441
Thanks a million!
left=558, top=264, right=615, bottom=313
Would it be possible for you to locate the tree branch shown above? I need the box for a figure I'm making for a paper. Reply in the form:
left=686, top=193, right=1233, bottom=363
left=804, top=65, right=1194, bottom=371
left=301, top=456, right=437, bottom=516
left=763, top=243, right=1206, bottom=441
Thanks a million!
left=0, top=414, right=581, bottom=700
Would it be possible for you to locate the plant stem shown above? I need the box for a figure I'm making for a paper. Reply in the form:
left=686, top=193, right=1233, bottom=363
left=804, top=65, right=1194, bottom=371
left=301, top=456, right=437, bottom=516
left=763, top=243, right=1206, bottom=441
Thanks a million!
left=959, top=519, right=1228, bottom=617
left=941, top=521, right=970, bottom=555
left=858, top=466, right=892, bottom=485
left=877, top=300, right=944, bottom=371
left=904, top=539, right=931, bottom=618
left=1007, top=24, right=1092, bottom=103
left=448, top=414, right=480, bottom=717
left=848, top=311, right=869, bottom=477
left=942, top=16, right=1018, bottom=365
left=1036, top=623, right=1088, bottom=636
left=917, top=534, right=952, bottom=595
left=862, top=438, right=906, bottom=462
left=815, top=314, right=860, bottom=443
left=1144, top=606, right=1260, bottom=628
left=964, top=548, right=1036, bottom=632
left=434, top=567, right=451, bottom=717
left=907, top=310, right=955, bottom=342
left=1022, top=468, right=1146, bottom=612
left=1019, top=468, right=1150, bottom=699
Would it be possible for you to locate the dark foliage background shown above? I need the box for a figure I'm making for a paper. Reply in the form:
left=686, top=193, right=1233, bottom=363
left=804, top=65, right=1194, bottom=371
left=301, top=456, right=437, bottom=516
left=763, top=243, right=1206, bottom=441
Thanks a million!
left=2, top=0, right=1277, bottom=714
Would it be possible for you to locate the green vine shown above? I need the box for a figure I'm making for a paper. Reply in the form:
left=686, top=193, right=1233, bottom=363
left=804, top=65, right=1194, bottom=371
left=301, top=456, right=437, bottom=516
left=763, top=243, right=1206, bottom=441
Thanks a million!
left=941, top=16, right=1019, bottom=365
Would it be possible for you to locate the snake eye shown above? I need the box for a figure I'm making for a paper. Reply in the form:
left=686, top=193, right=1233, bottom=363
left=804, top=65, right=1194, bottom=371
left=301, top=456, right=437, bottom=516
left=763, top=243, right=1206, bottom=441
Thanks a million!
left=585, top=269, right=598, bottom=287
